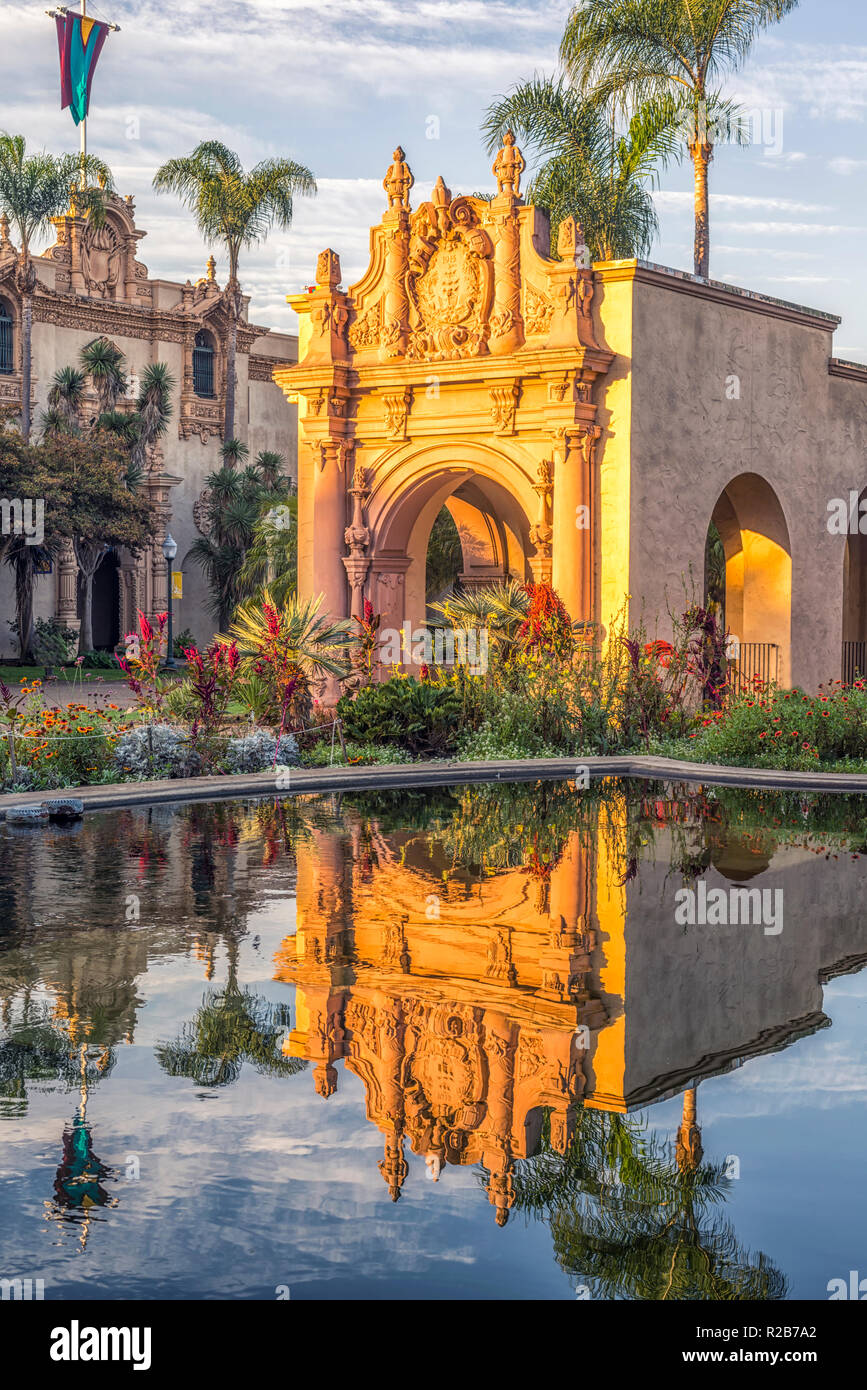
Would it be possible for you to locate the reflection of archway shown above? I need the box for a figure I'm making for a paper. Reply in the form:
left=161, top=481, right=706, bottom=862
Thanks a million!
left=709, top=474, right=791, bottom=686
left=842, top=488, right=867, bottom=680
left=367, top=442, right=539, bottom=635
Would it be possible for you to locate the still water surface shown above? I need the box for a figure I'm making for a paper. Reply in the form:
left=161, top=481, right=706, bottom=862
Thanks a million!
left=1, top=781, right=865, bottom=1300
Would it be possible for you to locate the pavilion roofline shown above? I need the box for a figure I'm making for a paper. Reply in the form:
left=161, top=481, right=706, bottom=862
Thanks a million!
left=595, top=257, right=842, bottom=333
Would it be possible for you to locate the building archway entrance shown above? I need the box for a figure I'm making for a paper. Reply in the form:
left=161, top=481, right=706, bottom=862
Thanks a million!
left=366, top=448, right=537, bottom=637
left=708, top=473, right=791, bottom=688
left=274, top=139, right=614, bottom=672
left=842, top=486, right=867, bottom=681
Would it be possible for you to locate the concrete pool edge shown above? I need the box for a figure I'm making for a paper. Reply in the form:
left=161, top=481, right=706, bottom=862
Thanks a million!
left=3, top=754, right=867, bottom=817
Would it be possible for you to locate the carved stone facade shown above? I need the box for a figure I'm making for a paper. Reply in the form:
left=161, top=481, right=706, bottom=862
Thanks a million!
left=0, top=194, right=297, bottom=654
left=274, top=136, right=867, bottom=689
left=276, top=136, right=613, bottom=659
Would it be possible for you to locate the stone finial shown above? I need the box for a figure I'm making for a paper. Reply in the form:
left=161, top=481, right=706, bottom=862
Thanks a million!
left=492, top=130, right=525, bottom=198
left=557, top=215, right=591, bottom=268
left=315, top=247, right=341, bottom=288
left=383, top=145, right=414, bottom=211
left=206, top=254, right=216, bottom=282
left=0, top=212, right=12, bottom=256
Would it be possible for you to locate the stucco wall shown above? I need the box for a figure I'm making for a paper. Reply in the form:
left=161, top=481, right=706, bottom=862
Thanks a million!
left=595, top=262, right=867, bottom=690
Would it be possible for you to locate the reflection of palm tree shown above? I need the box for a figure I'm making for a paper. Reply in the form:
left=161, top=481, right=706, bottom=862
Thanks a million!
left=156, top=985, right=306, bottom=1088
left=0, top=1007, right=115, bottom=1113
left=512, top=1101, right=787, bottom=1300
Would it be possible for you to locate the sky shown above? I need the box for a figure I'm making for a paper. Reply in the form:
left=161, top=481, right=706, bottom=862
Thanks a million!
left=3, top=0, right=867, bottom=357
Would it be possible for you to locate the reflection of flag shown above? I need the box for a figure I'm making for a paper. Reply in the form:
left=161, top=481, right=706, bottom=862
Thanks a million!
left=55, top=12, right=110, bottom=126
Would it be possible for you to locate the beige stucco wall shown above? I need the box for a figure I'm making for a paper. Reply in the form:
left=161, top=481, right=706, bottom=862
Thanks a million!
left=595, top=262, right=867, bottom=691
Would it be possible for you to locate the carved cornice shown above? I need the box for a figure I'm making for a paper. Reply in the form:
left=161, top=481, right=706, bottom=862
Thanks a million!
left=248, top=353, right=293, bottom=383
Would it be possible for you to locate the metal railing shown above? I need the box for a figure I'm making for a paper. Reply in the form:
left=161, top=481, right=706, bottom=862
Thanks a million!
left=730, top=642, right=779, bottom=697
left=842, top=641, right=867, bottom=685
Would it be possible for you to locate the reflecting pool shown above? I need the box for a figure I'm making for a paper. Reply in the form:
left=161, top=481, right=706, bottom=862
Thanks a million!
left=1, top=780, right=865, bottom=1300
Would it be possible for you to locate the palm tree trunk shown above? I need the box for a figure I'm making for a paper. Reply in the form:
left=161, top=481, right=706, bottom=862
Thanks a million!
left=689, top=139, right=713, bottom=279
left=20, top=290, right=33, bottom=442
left=224, top=290, right=240, bottom=440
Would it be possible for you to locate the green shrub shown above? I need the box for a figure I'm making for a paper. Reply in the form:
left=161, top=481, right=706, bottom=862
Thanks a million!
left=686, top=681, right=867, bottom=769
left=336, top=678, right=462, bottom=757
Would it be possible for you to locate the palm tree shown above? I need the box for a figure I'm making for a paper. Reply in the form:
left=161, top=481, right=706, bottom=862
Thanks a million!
left=188, top=463, right=264, bottom=628
left=156, top=984, right=306, bottom=1088
left=560, top=1, right=800, bottom=278
left=130, top=362, right=174, bottom=474
left=47, top=365, right=86, bottom=430
left=220, top=436, right=249, bottom=469
left=236, top=493, right=297, bottom=608
left=512, top=1104, right=787, bottom=1300
left=430, top=579, right=530, bottom=661
left=483, top=77, right=681, bottom=261
left=80, top=336, right=127, bottom=414
left=152, top=142, right=316, bottom=437
left=0, top=134, right=113, bottom=439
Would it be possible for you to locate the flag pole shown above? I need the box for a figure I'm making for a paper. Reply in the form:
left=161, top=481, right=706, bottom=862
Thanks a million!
left=79, top=0, right=87, bottom=189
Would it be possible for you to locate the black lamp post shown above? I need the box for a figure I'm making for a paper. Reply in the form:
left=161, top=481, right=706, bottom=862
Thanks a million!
left=162, top=530, right=178, bottom=670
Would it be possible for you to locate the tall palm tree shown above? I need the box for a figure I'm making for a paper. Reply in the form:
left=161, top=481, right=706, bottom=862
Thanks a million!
left=130, top=361, right=174, bottom=474
left=0, top=134, right=113, bottom=439
left=560, top=0, right=800, bottom=278
left=484, top=77, right=681, bottom=262
left=513, top=1104, right=787, bottom=1300
left=152, top=142, right=316, bottom=437
left=47, top=365, right=86, bottom=431
left=80, top=336, right=127, bottom=414
left=189, top=462, right=264, bottom=628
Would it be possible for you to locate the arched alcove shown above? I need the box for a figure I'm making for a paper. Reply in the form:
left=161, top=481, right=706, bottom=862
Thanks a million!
left=708, top=473, right=792, bottom=687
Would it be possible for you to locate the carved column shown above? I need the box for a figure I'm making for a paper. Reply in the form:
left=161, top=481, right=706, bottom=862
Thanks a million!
left=482, top=1015, right=517, bottom=1227
left=529, top=458, right=554, bottom=586
left=552, top=424, right=600, bottom=624
left=55, top=541, right=81, bottom=634
left=313, top=436, right=351, bottom=624
left=343, top=454, right=371, bottom=618
left=488, top=197, right=524, bottom=356
left=380, top=210, right=411, bottom=361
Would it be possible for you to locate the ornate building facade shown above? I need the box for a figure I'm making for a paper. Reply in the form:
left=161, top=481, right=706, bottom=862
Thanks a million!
left=0, top=193, right=297, bottom=654
left=276, top=137, right=867, bottom=691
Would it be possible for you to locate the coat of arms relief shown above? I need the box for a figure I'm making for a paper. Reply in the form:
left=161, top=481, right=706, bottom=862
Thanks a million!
left=405, top=180, right=494, bottom=362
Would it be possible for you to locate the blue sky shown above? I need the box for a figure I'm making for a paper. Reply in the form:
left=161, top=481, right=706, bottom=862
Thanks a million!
left=4, top=0, right=867, bottom=357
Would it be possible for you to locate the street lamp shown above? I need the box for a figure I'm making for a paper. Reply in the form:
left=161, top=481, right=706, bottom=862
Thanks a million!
left=162, top=531, right=178, bottom=670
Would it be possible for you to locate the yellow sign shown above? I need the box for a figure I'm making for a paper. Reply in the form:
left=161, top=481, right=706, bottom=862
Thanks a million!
left=172, top=571, right=183, bottom=599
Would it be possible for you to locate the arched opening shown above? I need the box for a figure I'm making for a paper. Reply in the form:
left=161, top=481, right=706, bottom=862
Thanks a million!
left=89, top=549, right=121, bottom=651
left=0, top=297, right=14, bottom=375
left=842, top=490, right=867, bottom=681
left=376, top=474, right=532, bottom=639
left=708, top=474, right=791, bottom=688
left=193, top=329, right=216, bottom=398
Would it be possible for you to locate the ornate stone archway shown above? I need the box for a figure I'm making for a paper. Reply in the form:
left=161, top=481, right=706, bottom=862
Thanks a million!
left=274, top=138, right=614, bottom=638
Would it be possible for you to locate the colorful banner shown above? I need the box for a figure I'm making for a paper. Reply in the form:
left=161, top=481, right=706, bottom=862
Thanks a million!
left=55, top=12, right=110, bottom=126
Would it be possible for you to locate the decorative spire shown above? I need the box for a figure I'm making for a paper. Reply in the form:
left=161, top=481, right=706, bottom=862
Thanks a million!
left=383, top=145, right=414, bottom=212
left=492, top=130, right=526, bottom=198
left=0, top=212, right=12, bottom=256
